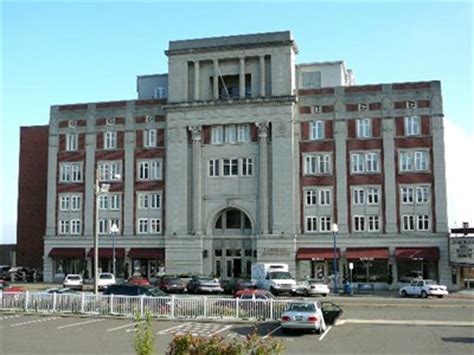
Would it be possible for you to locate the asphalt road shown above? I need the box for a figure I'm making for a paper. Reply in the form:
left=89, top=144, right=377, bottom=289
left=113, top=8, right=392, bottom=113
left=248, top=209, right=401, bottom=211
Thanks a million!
left=1, top=297, right=473, bottom=354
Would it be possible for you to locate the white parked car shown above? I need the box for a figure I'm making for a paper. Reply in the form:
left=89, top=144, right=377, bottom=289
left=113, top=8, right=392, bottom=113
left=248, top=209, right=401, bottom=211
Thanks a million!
left=63, top=274, right=83, bottom=290
left=399, top=279, right=448, bottom=298
left=98, top=273, right=116, bottom=291
left=294, top=279, right=330, bottom=297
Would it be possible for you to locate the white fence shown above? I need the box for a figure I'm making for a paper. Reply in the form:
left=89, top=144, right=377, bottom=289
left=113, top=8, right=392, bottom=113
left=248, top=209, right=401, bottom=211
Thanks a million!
left=0, top=292, right=292, bottom=321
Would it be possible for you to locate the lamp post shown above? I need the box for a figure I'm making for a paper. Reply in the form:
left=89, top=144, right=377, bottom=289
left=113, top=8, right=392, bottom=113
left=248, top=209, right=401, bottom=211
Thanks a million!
left=110, top=223, right=119, bottom=277
left=332, top=223, right=339, bottom=294
left=94, top=169, right=110, bottom=295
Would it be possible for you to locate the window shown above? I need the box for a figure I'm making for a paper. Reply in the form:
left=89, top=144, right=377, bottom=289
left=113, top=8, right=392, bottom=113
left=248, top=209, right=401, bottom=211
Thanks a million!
left=310, top=121, right=324, bottom=140
left=302, top=71, right=321, bottom=89
left=71, top=195, right=81, bottom=210
left=138, top=160, right=162, bottom=180
left=99, top=195, right=108, bottom=210
left=304, top=154, right=331, bottom=175
left=98, top=161, right=122, bottom=181
left=416, top=186, right=430, bottom=204
left=417, top=215, right=430, bottom=231
left=209, top=159, right=220, bottom=177
left=367, top=215, right=380, bottom=232
left=70, top=219, right=81, bottom=235
left=356, top=118, right=372, bottom=138
left=241, top=158, right=253, bottom=176
left=144, top=129, right=157, bottom=148
left=366, top=153, right=379, bottom=172
left=138, top=193, right=161, bottom=209
left=401, top=187, right=414, bottom=204
left=351, top=153, right=365, bottom=173
left=353, top=188, right=365, bottom=205
left=402, top=215, right=415, bottom=231
left=237, top=124, right=250, bottom=142
left=110, top=194, right=121, bottom=210
left=150, top=193, right=161, bottom=209
left=60, top=196, right=70, bottom=211
left=104, top=131, right=117, bottom=149
left=320, top=216, right=332, bottom=232
left=99, top=219, right=108, bottom=234
left=223, top=158, right=238, bottom=176
left=211, top=126, right=224, bottom=144
left=59, top=163, right=83, bottom=183
left=306, top=216, right=318, bottom=232
left=66, top=133, right=78, bottom=151
left=414, top=151, right=428, bottom=171
left=225, top=125, right=237, bottom=144
left=306, top=190, right=317, bottom=206
left=150, top=219, right=161, bottom=233
left=138, top=194, right=148, bottom=209
left=138, top=219, right=148, bottom=234
left=400, top=151, right=429, bottom=172
left=405, top=116, right=420, bottom=136
left=354, top=216, right=366, bottom=232
left=59, top=220, right=69, bottom=235
left=154, top=87, right=167, bottom=99
left=367, top=188, right=380, bottom=205
left=319, top=189, right=331, bottom=206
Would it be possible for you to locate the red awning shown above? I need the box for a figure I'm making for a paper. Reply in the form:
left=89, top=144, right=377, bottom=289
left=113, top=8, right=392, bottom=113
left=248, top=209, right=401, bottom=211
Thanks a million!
left=127, top=248, right=165, bottom=259
left=346, top=247, right=390, bottom=260
left=48, top=248, right=85, bottom=258
left=296, top=248, right=340, bottom=260
left=87, top=248, right=125, bottom=258
left=395, top=247, right=439, bottom=260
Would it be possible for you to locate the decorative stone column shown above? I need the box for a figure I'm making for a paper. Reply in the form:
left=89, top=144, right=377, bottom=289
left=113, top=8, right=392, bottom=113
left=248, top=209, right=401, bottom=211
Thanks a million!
left=382, top=97, right=397, bottom=233
left=239, top=57, right=245, bottom=98
left=213, top=59, right=219, bottom=100
left=259, top=56, right=266, bottom=97
left=194, top=61, right=200, bottom=101
left=256, top=122, right=269, bottom=234
left=334, top=99, right=348, bottom=234
left=189, top=126, right=202, bottom=235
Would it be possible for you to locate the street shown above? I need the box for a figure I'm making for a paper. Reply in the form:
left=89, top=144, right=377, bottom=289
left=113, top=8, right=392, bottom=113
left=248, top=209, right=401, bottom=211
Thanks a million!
left=1, top=297, right=473, bottom=354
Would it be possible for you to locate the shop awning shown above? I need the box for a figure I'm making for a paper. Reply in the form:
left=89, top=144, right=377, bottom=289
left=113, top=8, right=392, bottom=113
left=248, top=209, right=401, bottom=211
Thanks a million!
left=296, top=248, right=340, bottom=260
left=87, top=248, right=125, bottom=258
left=346, top=247, right=390, bottom=260
left=127, top=248, right=165, bottom=259
left=395, top=247, right=439, bottom=260
left=48, top=248, right=85, bottom=258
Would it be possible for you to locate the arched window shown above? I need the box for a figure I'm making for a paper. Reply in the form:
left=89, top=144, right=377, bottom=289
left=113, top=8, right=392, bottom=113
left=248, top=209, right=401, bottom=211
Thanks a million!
left=213, top=209, right=252, bottom=235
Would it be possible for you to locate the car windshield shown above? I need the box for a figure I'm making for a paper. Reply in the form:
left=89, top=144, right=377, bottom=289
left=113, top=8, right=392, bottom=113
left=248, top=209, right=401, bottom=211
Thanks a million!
left=287, top=303, right=316, bottom=312
left=270, top=272, right=292, bottom=280
left=198, top=278, right=217, bottom=283
left=100, top=274, right=113, bottom=279
left=164, top=278, right=181, bottom=283
left=67, top=276, right=81, bottom=280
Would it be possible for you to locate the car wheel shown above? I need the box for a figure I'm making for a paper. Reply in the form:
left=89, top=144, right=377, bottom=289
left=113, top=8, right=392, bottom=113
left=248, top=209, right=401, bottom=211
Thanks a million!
left=437, top=295, right=443, bottom=299
left=281, top=327, right=290, bottom=335
left=401, top=290, right=407, bottom=297
left=304, top=289, right=309, bottom=297
left=421, top=291, right=428, bottom=298
left=270, top=287, right=278, bottom=296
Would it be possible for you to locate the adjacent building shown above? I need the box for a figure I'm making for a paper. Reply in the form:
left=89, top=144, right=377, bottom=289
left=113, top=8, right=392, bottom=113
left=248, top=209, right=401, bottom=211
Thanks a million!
left=17, top=31, right=452, bottom=288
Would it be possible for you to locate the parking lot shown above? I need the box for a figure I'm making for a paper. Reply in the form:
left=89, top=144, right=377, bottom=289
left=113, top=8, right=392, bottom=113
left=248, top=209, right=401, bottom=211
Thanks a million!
left=2, top=297, right=473, bottom=355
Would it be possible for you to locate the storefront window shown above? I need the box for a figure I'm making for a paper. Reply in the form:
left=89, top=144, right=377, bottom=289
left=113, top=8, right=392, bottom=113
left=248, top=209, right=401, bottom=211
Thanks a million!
left=397, top=260, right=438, bottom=282
left=352, top=260, right=388, bottom=282
left=53, top=258, right=86, bottom=278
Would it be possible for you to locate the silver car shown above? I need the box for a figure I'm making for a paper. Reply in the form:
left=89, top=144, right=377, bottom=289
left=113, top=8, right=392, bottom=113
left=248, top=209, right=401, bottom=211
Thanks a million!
left=294, top=279, right=330, bottom=297
left=280, top=301, right=327, bottom=334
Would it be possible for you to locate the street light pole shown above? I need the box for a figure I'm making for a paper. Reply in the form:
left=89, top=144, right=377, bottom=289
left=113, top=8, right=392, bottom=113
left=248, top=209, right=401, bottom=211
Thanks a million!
left=110, top=223, right=119, bottom=277
left=332, top=223, right=339, bottom=294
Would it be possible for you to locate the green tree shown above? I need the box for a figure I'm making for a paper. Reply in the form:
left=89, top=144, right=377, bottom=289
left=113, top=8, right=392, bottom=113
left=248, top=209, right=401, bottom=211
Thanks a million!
left=134, top=312, right=155, bottom=355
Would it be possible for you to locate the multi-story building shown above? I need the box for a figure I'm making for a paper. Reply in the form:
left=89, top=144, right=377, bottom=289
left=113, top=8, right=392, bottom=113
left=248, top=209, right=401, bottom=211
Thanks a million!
left=34, top=31, right=452, bottom=288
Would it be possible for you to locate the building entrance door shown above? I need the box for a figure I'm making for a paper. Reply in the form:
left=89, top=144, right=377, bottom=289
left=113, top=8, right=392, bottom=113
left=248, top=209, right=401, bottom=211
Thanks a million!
left=233, top=259, right=242, bottom=278
left=313, top=261, right=326, bottom=281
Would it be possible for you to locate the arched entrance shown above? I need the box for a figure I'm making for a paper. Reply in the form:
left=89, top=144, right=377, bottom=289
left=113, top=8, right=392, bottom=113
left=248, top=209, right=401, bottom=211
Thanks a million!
left=211, top=208, right=255, bottom=279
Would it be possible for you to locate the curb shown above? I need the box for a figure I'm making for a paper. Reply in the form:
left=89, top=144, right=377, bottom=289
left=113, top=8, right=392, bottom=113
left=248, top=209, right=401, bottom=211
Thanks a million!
left=335, top=318, right=474, bottom=327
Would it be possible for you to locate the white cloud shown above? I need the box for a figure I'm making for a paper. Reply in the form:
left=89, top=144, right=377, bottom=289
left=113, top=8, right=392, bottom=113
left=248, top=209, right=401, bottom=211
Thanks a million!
left=444, top=118, right=474, bottom=228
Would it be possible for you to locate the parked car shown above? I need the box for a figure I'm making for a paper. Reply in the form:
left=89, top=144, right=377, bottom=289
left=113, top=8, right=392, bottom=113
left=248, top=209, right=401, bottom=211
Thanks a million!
left=234, top=288, right=274, bottom=300
left=46, top=287, right=79, bottom=294
left=0, top=265, right=11, bottom=280
left=0, top=279, right=10, bottom=290
left=103, top=284, right=167, bottom=297
left=222, top=278, right=256, bottom=295
left=157, top=277, right=187, bottom=293
left=8, top=267, right=38, bottom=282
left=399, top=271, right=423, bottom=283
left=293, top=279, right=330, bottom=297
left=98, top=273, right=116, bottom=290
left=127, top=276, right=150, bottom=286
left=280, top=301, right=343, bottom=334
left=399, top=279, right=449, bottom=298
left=2, top=286, right=26, bottom=293
left=186, top=276, right=223, bottom=294
left=63, top=274, right=83, bottom=290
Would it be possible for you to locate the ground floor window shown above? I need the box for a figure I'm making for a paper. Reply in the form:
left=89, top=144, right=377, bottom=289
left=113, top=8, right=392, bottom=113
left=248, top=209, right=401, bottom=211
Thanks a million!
left=352, top=260, right=388, bottom=283
left=53, top=258, right=87, bottom=278
left=397, top=260, right=438, bottom=282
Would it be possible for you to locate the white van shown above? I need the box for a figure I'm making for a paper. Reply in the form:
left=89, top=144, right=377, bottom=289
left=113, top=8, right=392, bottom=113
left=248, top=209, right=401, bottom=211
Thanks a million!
left=251, top=263, right=297, bottom=295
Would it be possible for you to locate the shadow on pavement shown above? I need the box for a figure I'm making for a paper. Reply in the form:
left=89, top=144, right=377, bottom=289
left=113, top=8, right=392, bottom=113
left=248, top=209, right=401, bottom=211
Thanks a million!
left=442, top=337, right=474, bottom=344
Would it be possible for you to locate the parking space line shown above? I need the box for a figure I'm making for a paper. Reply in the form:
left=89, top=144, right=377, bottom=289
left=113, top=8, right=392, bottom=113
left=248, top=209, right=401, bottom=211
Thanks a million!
left=208, top=325, right=232, bottom=337
left=319, top=326, right=332, bottom=341
left=10, top=317, right=60, bottom=328
left=107, top=321, right=144, bottom=332
left=57, top=318, right=105, bottom=330
left=262, top=325, right=282, bottom=339
left=337, top=319, right=474, bottom=327
left=156, top=322, right=192, bottom=335
left=0, top=314, right=21, bottom=321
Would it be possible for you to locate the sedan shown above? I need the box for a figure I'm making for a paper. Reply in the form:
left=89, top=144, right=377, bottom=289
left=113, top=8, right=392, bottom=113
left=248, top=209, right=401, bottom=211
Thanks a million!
left=158, top=277, right=187, bottom=293
left=280, top=301, right=327, bottom=334
left=293, top=279, right=330, bottom=297
left=63, top=274, right=83, bottom=290
left=127, top=276, right=150, bottom=286
left=399, top=279, right=449, bottom=298
left=186, top=277, right=223, bottom=294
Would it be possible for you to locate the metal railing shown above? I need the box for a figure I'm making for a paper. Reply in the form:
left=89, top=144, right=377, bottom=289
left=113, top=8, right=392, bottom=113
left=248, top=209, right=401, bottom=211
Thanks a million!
left=0, top=291, right=292, bottom=321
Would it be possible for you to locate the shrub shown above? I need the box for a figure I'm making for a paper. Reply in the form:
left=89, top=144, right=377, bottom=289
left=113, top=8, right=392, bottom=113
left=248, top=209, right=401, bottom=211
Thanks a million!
left=134, top=311, right=156, bottom=355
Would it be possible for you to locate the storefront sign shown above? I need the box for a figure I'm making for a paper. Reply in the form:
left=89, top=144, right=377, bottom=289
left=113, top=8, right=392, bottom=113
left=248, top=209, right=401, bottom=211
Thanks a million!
left=261, top=248, right=291, bottom=257
left=450, top=237, right=474, bottom=265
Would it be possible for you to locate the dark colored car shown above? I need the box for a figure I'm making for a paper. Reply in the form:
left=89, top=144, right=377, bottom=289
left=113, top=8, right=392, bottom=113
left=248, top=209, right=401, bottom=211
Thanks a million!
left=127, top=276, right=150, bottom=286
left=158, top=277, right=187, bottom=293
left=222, top=278, right=257, bottom=295
left=186, top=276, right=223, bottom=294
left=103, top=284, right=167, bottom=297
left=7, top=267, right=39, bottom=282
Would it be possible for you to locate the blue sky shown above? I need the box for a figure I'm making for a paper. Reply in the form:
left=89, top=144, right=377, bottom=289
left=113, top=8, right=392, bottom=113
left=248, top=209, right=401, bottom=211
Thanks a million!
left=1, top=1, right=473, bottom=244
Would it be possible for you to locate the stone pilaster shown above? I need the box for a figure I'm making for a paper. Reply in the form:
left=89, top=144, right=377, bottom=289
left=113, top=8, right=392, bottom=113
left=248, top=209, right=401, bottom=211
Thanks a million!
left=194, top=61, right=200, bottom=101
left=382, top=97, right=397, bottom=233
left=84, top=107, right=97, bottom=236
left=123, top=104, right=135, bottom=235
left=334, top=104, right=349, bottom=234
left=259, top=56, right=266, bottom=97
left=45, top=113, right=58, bottom=236
left=189, top=125, right=202, bottom=235
left=239, top=57, right=245, bottom=98
left=213, top=59, right=219, bottom=100
left=256, top=122, right=269, bottom=234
